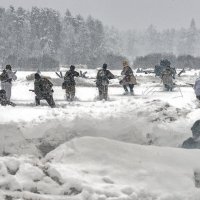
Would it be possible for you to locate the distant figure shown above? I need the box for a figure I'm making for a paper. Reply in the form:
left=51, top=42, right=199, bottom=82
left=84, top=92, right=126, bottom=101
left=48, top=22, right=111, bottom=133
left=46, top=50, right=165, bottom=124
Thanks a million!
left=34, top=73, right=55, bottom=108
left=194, top=77, right=200, bottom=100
left=63, top=65, right=79, bottom=101
left=0, top=65, right=17, bottom=100
left=120, top=61, right=136, bottom=95
left=161, top=66, right=174, bottom=91
left=96, top=63, right=115, bottom=100
left=182, top=120, right=200, bottom=149
left=0, top=89, right=16, bottom=106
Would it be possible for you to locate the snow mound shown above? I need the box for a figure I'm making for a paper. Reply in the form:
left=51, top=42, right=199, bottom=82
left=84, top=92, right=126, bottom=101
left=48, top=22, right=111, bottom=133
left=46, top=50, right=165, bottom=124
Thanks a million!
left=0, top=124, right=40, bottom=156
left=44, top=136, right=200, bottom=200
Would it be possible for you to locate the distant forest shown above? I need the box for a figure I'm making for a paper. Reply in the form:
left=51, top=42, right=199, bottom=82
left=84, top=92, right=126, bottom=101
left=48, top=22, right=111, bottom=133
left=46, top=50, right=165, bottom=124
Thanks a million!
left=0, top=6, right=200, bottom=70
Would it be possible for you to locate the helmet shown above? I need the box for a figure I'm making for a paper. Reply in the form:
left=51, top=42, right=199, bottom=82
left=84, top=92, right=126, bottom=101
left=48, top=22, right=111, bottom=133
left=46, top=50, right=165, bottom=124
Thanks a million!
left=70, top=65, right=75, bottom=71
left=35, top=73, right=41, bottom=80
left=191, top=120, right=200, bottom=138
left=5, top=65, right=11, bottom=70
left=102, top=63, right=107, bottom=70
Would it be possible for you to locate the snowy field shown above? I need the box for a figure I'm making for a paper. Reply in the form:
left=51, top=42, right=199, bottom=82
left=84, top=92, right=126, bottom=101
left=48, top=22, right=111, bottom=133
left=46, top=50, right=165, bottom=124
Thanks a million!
left=0, top=69, right=200, bottom=200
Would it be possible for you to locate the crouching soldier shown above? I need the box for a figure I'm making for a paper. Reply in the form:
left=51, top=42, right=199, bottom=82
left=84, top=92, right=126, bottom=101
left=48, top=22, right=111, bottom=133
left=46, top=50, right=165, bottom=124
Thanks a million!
left=0, top=65, right=17, bottom=101
left=120, top=61, right=136, bottom=95
left=62, top=65, right=79, bottom=101
left=96, top=63, right=115, bottom=100
left=194, top=76, right=200, bottom=100
left=0, top=89, right=16, bottom=106
left=33, top=73, right=55, bottom=108
left=182, top=120, right=200, bottom=149
left=161, top=66, right=174, bottom=91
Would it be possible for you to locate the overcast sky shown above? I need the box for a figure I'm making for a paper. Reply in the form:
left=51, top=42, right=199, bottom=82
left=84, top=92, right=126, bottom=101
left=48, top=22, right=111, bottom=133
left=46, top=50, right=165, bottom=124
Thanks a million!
left=1, top=0, right=200, bottom=30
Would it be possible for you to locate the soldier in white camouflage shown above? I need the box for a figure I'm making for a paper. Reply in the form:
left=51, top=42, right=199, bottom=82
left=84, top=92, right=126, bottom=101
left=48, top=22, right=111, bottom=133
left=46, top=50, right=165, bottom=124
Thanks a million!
left=161, top=66, right=174, bottom=91
left=33, top=73, right=55, bottom=108
left=63, top=65, right=79, bottom=101
left=96, top=63, right=115, bottom=100
left=0, top=65, right=17, bottom=101
left=120, top=61, right=137, bottom=95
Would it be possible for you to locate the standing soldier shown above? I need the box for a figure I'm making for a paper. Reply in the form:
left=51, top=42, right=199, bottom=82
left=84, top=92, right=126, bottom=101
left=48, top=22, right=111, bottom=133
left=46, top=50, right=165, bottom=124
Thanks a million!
left=161, top=66, right=174, bottom=91
left=63, top=65, right=79, bottom=101
left=0, top=65, right=17, bottom=101
left=33, top=73, right=55, bottom=108
left=194, top=76, right=200, bottom=100
left=96, top=63, right=115, bottom=100
left=120, top=61, right=136, bottom=95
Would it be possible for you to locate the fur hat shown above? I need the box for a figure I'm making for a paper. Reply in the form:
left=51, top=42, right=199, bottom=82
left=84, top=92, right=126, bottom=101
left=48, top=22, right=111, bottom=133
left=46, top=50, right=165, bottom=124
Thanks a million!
left=123, top=60, right=129, bottom=66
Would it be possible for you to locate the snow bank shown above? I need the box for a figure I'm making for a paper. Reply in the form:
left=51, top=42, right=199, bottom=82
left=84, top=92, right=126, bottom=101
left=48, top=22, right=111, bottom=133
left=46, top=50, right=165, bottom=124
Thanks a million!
left=44, top=137, right=200, bottom=199
left=1, top=137, right=200, bottom=200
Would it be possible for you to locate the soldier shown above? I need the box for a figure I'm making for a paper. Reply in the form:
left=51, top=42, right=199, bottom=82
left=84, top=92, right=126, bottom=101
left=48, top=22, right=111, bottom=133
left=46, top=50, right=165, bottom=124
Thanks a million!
left=161, top=66, right=174, bottom=91
left=0, top=89, right=16, bottom=106
left=0, top=65, right=17, bottom=101
left=63, top=65, right=79, bottom=101
left=194, top=76, right=200, bottom=100
left=33, top=73, right=55, bottom=108
left=120, top=61, right=136, bottom=95
left=182, top=120, right=200, bottom=149
left=96, top=63, right=115, bottom=100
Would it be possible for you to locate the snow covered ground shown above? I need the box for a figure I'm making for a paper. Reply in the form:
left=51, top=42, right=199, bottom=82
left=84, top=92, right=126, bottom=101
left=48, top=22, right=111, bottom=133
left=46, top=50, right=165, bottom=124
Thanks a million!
left=0, top=69, right=200, bottom=199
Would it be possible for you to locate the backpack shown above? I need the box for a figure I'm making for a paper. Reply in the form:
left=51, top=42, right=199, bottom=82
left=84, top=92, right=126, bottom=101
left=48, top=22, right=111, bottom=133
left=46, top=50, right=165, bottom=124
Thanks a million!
left=0, top=71, right=9, bottom=82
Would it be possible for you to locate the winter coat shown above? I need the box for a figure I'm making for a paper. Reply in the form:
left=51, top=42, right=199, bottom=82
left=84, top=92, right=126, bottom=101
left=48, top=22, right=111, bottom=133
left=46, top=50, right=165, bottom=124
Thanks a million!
left=63, top=70, right=79, bottom=87
left=34, top=78, right=53, bottom=98
left=120, top=66, right=136, bottom=85
left=194, top=77, right=200, bottom=96
left=161, top=69, right=173, bottom=86
left=96, top=69, right=115, bottom=87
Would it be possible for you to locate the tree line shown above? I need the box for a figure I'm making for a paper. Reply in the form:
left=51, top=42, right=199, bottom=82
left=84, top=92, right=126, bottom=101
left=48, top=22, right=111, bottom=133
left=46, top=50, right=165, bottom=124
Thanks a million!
left=0, top=6, right=200, bottom=70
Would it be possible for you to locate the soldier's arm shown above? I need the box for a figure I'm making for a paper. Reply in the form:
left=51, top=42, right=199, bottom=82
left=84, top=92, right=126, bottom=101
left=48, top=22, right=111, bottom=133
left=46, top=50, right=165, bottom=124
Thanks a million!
left=96, top=71, right=100, bottom=79
left=47, top=79, right=53, bottom=87
left=128, top=67, right=133, bottom=75
left=64, top=71, right=70, bottom=80
left=108, top=71, right=115, bottom=79
left=9, top=71, right=17, bottom=81
left=121, top=68, right=125, bottom=75
left=74, top=71, right=79, bottom=77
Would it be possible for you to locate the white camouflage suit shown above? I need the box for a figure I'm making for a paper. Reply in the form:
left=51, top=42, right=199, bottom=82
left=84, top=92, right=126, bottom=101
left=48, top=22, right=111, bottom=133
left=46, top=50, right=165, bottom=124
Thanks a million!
left=1, top=70, right=17, bottom=100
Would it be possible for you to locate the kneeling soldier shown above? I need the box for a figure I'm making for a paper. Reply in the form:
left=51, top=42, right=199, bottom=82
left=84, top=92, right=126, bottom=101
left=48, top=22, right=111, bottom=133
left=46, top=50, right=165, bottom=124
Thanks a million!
left=33, top=73, right=55, bottom=108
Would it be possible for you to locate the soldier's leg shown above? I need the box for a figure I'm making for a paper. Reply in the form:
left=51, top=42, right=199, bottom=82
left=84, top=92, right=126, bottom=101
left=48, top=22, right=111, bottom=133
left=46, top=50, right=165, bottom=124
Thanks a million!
left=123, top=85, right=128, bottom=92
left=35, top=96, right=40, bottom=106
left=71, top=85, right=75, bottom=101
left=129, top=84, right=134, bottom=94
left=65, top=86, right=70, bottom=101
left=104, top=85, right=108, bottom=100
left=4, top=83, right=11, bottom=101
left=164, top=84, right=169, bottom=91
left=98, top=86, right=103, bottom=100
left=46, top=95, right=55, bottom=108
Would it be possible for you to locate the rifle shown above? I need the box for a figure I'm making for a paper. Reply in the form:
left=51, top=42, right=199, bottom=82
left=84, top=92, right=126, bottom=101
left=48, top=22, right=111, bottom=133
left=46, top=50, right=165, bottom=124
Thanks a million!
left=178, top=68, right=185, bottom=77
left=186, top=83, right=194, bottom=87
left=29, top=89, right=35, bottom=92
